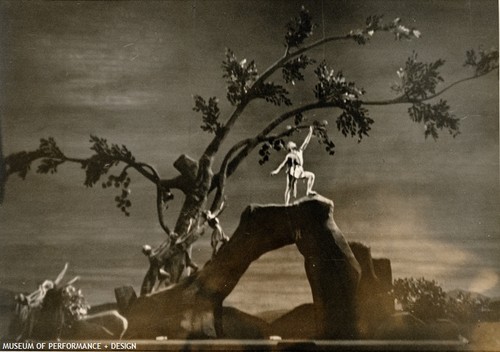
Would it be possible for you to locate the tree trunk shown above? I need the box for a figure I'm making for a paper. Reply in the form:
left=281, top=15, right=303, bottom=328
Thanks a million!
left=125, top=195, right=361, bottom=339
left=142, top=155, right=214, bottom=291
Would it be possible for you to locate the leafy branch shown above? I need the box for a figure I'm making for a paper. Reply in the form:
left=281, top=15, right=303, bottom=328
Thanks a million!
left=314, top=63, right=365, bottom=103
left=221, top=49, right=259, bottom=106
left=464, top=48, right=499, bottom=76
left=365, top=48, right=498, bottom=139
left=5, top=137, right=85, bottom=181
left=87, top=136, right=178, bottom=223
left=391, top=52, right=445, bottom=100
left=349, top=15, right=421, bottom=45
left=211, top=54, right=375, bottom=192
left=193, top=95, right=223, bottom=135
left=201, top=9, right=418, bottom=159
left=259, top=14, right=419, bottom=85
left=408, top=100, right=459, bottom=140
left=252, top=82, right=292, bottom=106
left=314, top=62, right=373, bottom=141
left=221, top=49, right=293, bottom=108
left=284, top=6, right=316, bottom=50
left=84, top=135, right=138, bottom=187
left=282, top=55, right=316, bottom=85
left=3, top=135, right=172, bottom=217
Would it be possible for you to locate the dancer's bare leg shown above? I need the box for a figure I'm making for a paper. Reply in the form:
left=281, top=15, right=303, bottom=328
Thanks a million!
left=303, top=171, right=316, bottom=195
left=285, top=176, right=295, bottom=205
left=284, top=184, right=291, bottom=205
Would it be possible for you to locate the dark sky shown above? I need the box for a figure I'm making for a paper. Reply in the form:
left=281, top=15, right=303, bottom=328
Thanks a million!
left=0, top=0, right=498, bottom=305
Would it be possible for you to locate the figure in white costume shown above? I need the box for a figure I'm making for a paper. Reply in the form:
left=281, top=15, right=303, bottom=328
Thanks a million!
left=271, top=126, right=316, bottom=205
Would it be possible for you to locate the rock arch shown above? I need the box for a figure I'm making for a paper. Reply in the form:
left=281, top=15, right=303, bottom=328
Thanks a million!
left=124, top=195, right=381, bottom=339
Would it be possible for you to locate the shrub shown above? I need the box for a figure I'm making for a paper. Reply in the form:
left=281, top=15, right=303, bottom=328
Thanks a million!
left=392, top=277, right=491, bottom=323
left=392, top=277, right=447, bottom=321
left=446, top=291, right=490, bottom=323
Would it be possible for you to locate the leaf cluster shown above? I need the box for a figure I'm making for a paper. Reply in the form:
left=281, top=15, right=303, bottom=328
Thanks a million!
left=258, top=138, right=285, bottom=165
left=221, top=48, right=293, bottom=109
left=314, top=62, right=373, bottom=141
left=114, top=188, right=132, bottom=216
left=336, top=102, right=373, bottom=141
left=253, top=82, right=292, bottom=106
left=102, top=173, right=132, bottom=216
left=222, top=49, right=259, bottom=105
left=349, top=16, right=421, bottom=45
left=285, top=6, right=315, bottom=49
left=294, top=112, right=305, bottom=126
left=312, top=120, right=336, bottom=155
left=193, top=95, right=223, bottom=135
left=5, top=151, right=41, bottom=180
left=5, top=137, right=65, bottom=179
left=84, top=135, right=135, bottom=187
left=408, top=100, right=460, bottom=140
left=85, top=136, right=141, bottom=216
left=392, top=52, right=445, bottom=100
left=282, top=55, right=316, bottom=85
left=314, top=63, right=364, bottom=104
left=464, top=48, right=499, bottom=76
left=37, top=138, right=65, bottom=174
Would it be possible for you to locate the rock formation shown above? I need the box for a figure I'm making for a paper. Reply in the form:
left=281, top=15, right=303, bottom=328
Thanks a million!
left=125, top=195, right=369, bottom=339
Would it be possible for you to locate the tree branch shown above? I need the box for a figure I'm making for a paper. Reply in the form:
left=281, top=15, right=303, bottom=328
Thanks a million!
left=111, top=161, right=158, bottom=184
left=363, top=68, right=498, bottom=106
left=209, top=63, right=500, bottom=203
left=201, top=34, right=353, bottom=161
left=260, top=35, right=351, bottom=85
left=122, top=162, right=175, bottom=236
left=209, top=139, right=252, bottom=212
left=200, top=16, right=416, bottom=165
left=419, top=68, right=498, bottom=101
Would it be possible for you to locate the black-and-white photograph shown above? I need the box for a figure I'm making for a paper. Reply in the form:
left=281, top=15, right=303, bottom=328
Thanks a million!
left=0, top=1, right=498, bottom=350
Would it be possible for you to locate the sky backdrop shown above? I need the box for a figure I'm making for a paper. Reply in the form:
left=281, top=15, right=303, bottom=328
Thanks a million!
left=0, top=0, right=498, bottom=312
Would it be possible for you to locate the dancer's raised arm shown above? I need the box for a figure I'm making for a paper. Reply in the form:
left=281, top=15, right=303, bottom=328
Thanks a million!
left=300, top=126, right=314, bottom=151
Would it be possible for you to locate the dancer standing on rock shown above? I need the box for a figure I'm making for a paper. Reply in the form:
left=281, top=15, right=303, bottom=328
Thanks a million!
left=271, top=126, right=316, bottom=205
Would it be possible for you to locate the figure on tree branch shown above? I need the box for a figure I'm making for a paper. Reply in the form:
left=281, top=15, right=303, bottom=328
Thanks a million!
left=201, top=199, right=229, bottom=258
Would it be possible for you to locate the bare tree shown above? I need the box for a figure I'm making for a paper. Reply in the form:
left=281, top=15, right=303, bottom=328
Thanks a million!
left=2, top=8, right=498, bottom=295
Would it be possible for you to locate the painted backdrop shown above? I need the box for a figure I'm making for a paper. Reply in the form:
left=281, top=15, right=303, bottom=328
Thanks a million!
left=0, top=0, right=498, bottom=313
